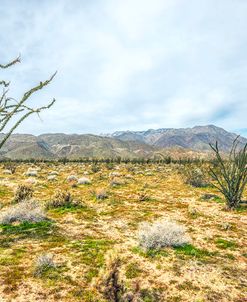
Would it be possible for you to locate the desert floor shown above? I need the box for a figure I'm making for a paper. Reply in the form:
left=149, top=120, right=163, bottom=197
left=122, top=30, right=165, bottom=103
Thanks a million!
left=0, top=162, right=246, bottom=301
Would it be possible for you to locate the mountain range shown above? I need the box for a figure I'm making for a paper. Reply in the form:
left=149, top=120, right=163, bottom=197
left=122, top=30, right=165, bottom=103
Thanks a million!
left=107, top=125, right=247, bottom=151
left=0, top=125, right=246, bottom=160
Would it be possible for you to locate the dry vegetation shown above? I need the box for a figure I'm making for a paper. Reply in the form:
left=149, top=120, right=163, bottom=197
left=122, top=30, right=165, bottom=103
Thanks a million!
left=0, top=161, right=246, bottom=301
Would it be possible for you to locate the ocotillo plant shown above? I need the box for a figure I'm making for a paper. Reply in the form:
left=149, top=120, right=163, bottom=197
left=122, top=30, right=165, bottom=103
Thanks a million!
left=0, top=55, right=56, bottom=149
left=209, top=137, right=247, bottom=209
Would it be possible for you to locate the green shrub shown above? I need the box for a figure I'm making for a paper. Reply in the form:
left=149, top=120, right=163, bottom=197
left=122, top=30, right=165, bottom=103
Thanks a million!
left=209, top=137, right=247, bottom=209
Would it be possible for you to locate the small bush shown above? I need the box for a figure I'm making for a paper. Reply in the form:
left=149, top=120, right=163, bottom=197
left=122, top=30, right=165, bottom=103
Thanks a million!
left=67, top=175, right=78, bottom=182
left=49, top=171, right=59, bottom=176
left=3, top=163, right=17, bottom=174
left=126, top=165, right=135, bottom=172
left=13, top=184, right=34, bottom=203
left=3, top=169, right=12, bottom=174
left=187, top=205, right=201, bottom=219
left=184, top=167, right=208, bottom=187
left=201, top=193, right=219, bottom=201
left=94, top=252, right=123, bottom=301
left=47, top=190, right=80, bottom=209
left=25, top=169, right=38, bottom=177
left=110, top=177, right=125, bottom=187
left=47, top=175, right=57, bottom=181
left=91, top=164, right=100, bottom=173
left=0, top=200, right=46, bottom=224
left=109, top=171, right=121, bottom=177
left=78, top=177, right=91, bottom=185
left=137, top=192, right=150, bottom=202
left=34, top=254, right=56, bottom=276
left=25, top=178, right=37, bottom=185
left=105, top=162, right=114, bottom=170
left=95, top=188, right=108, bottom=200
left=138, top=219, right=190, bottom=250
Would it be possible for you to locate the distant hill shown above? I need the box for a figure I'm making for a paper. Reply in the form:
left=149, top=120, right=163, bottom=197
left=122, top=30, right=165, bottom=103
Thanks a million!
left=0, top=125, right=246, bottom=160
left=0, top=133, right=158, bottom=160
left=107, top=125, right=247, bottom=152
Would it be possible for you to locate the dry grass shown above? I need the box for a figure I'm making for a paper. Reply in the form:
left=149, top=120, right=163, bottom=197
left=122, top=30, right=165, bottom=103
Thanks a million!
left=0, top=162, right=246, bottom=301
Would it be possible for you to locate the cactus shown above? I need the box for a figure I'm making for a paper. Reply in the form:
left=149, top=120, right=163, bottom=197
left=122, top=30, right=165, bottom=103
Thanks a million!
left=209, top=137, right=247, bottom=209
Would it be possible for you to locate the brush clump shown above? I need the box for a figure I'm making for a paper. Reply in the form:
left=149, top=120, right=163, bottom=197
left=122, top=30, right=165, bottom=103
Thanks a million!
left=0, top=200, right=46, bottom=224
left=13, top=184, right=34, bottom=203
left=34, top=253, right=56, bottom=276
left=138, top=219, right=190, bottom=250
left=77, top=177, right=91, bottom=185
left=47, top=189, right=81, bottom=209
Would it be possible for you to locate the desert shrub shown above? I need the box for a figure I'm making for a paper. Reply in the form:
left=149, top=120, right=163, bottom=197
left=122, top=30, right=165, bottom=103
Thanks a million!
left=126, top=165, right=135, bottom=172
left=137, top=192, right=150, bottom=202
left=94, top=252, right=149, bottom=301
left=110, top=177, right=125, bottom=187
left=47, top=175, right=57, bottom=181
left=0, top=200, right=46, bottom=224
left=34, top=253, right=56, bottom=276
left=78, top=177, right=91, bottom=185
left=138, top=219, right=190, bottom=250
left=184, top=167, right=208, bottom=187
left=187, top=205, right=201, bottom=218
left=67, top=175, right=78, bottom=182
left=47, top=190, right=80, bottom=209
left=94, top=252, right=124, bottom=302
left=25, top=178, right=37, bottom=185
left=3, top=169, right=12, bottom=174
left=105, top=162, right=114, bottom=170
left=135, top=171, right=144, bottom=175
left=3, top=163, right=17, bottom=174
left=49, top=171, right=59, bottom=176
left=209, top=138, right=247, bottom=209
left=25, top=168, right=38, bottom=177
left=94, top=188, right=108, bottom=200
left=91, top=164, right=100, bottom=173
left=201, top=193, right=219, bottom=200
left=109, top=171, right=121, bottom=177
left=13, top=184, right=34, bottom=203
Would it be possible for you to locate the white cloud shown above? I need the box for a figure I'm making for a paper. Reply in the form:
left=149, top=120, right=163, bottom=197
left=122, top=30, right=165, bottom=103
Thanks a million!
left=0, top=0, right=247, bottom=136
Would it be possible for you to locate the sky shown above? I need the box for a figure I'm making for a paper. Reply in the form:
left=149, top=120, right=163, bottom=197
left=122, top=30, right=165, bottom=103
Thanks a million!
left=0, top=0, right=247, bottom=137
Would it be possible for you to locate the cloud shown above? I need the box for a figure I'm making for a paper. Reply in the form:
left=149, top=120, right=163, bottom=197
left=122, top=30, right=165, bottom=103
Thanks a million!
left=0, top=0, right=247, bottom=136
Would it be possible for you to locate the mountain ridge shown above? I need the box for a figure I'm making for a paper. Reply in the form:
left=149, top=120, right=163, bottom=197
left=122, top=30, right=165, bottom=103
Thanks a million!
left=0, top=125, right=246, bottom=160
left=104, top=125, right=247, bottom=151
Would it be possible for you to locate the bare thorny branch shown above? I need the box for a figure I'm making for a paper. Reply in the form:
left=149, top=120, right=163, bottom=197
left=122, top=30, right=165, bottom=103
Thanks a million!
left=0, top=55, right=56, bottom=149
left=0, top=55, right=21, bottom=69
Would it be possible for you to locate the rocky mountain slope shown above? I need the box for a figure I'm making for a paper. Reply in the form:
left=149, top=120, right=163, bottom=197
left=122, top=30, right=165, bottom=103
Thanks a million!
left=0, top=125, right=245, bottom=160
left=0, top=133, right=158, bottom=160
left=107, top=125, right=247, bottom=152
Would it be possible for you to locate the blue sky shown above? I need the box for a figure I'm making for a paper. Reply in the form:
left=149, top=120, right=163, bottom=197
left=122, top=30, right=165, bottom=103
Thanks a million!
left=1, top=0, right=247, bottom=137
